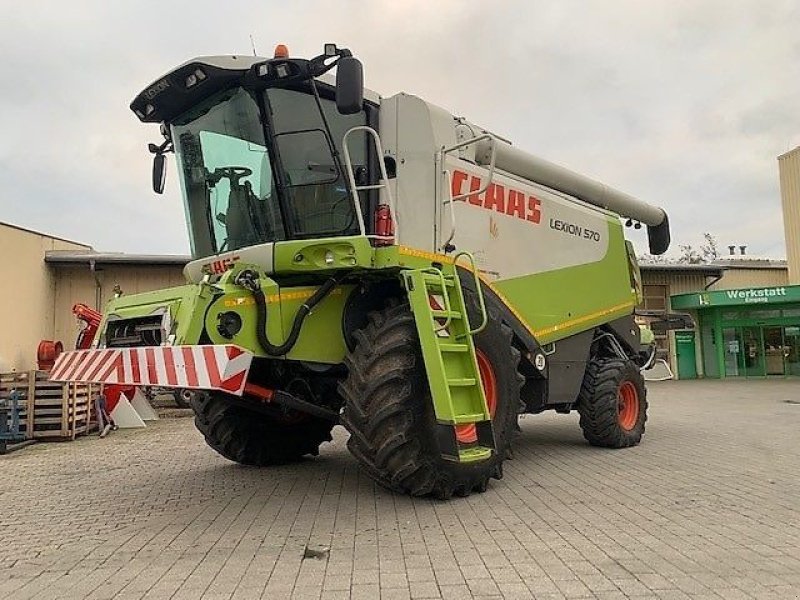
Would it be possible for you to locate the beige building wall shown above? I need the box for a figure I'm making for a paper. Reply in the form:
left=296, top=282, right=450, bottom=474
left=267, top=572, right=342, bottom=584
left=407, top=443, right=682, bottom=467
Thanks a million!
left=779, top=147, right=800, bottom=284
left=53, top=265, right=186, bottom=348
left=0, top=223, right=90, bottom=372
left=709, top=267, right=788, bottom=290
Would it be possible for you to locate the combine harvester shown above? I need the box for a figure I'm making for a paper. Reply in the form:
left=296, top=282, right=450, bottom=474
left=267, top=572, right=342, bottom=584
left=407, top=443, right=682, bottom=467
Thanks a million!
left=52, top=43, right=673, bottom=498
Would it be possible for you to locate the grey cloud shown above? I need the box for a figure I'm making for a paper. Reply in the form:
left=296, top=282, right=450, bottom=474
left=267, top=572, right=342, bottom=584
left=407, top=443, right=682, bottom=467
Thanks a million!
left=0, top=0, right=797, bottom=259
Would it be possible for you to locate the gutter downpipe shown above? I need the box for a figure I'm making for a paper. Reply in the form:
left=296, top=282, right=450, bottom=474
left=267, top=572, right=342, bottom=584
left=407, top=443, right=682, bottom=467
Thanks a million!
left=703, top=269, right=725, bottom=290
left=89, top=259, right=103, bottom=311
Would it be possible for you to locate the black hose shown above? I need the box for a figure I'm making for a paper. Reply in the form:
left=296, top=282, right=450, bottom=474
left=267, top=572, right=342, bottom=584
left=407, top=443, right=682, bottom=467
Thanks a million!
left=235, top=270, right=340, bottom=357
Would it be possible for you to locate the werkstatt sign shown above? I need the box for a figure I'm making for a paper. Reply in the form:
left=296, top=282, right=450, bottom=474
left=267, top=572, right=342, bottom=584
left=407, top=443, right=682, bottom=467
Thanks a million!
left=671, top=285, right=800, bottom=309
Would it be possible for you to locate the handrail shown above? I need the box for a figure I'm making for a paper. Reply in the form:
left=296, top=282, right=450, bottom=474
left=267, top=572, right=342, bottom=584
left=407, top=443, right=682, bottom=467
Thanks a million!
left=453, top=251, right=488, bottom=335
left=342, top=126, right=398, bottom=241
left=436, top=133, right=497, bottom=252
left=442, top=169, right=457, bottom=249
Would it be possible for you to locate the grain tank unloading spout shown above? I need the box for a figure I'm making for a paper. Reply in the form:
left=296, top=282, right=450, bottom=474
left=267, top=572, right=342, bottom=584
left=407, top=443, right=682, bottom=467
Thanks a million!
left=474, top=138, right=670, bottom=255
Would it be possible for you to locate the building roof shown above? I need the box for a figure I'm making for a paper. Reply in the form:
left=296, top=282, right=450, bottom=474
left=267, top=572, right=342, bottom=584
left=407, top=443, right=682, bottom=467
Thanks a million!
left=711, top=258, right=788, bottom=270
left=640, top=263, right=724, bottom=275
left=778, top=145, right=800, bottom=161
left=640, top=259, right=788, bottom=274
left=45, top=250, right=190, bottom=266
left=0, top=221, right=90, bottom=248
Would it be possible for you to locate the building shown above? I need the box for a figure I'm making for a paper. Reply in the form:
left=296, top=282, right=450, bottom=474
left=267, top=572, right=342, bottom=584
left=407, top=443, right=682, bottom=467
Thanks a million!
left=0, top=222, right=90, bottom=372
left=652, top=145, right=800, bottom=380
left=640, top=260, right=793, bottom=379
left=779, top=146, right=800, bottom=285
left=671, top=282, right=800, bottom=378
left=0, top=221, right=187, bottom=372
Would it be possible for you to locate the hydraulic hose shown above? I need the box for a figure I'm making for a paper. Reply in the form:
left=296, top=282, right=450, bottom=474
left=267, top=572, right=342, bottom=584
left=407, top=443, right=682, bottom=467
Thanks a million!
left=235, top=269, right=341, bottom=357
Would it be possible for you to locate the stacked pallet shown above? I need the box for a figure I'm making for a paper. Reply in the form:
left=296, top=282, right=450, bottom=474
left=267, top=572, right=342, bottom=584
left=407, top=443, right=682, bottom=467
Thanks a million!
left=0, top=371, right=98, bottom=440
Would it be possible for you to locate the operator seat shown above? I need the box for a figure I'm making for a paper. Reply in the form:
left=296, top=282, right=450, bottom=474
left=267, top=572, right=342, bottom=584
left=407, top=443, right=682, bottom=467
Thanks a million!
left=225, top=181, right=260, bottom=250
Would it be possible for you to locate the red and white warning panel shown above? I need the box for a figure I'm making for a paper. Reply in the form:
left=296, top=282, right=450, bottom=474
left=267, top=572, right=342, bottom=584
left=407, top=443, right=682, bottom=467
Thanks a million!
left=49, top=345, right=254, bottom=396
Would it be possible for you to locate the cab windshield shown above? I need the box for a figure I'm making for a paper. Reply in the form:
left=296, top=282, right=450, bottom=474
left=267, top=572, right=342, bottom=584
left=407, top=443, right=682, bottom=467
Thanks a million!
left=172, top=86, right=367, bottom=258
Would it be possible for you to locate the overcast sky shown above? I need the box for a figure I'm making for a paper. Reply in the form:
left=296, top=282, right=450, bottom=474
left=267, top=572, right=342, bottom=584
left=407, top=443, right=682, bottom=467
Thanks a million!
left=1, top=1, right=798, bottom=258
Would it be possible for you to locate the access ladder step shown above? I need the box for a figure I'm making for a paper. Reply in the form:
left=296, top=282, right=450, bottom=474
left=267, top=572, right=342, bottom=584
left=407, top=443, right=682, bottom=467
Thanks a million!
left=438, top=343, right=469, bottom=353
left=422, top=274, right=455, bottom=288
left=447, top=377, right=477, bottom=387
left=431, top=310, right=462, bottom=320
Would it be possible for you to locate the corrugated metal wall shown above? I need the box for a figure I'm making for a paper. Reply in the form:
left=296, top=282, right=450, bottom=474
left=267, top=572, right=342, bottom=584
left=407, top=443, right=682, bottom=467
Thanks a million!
left=779, top=147, right=800, bottom=284
left=642, top=271, right=709, bottom=297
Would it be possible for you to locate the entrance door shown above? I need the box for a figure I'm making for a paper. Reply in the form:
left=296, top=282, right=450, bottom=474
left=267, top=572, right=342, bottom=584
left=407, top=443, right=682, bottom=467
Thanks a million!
left=722, top=328, right=741, bottom=377
left=675, top=331, right=697, bottom=379
left=763, top=327, right=785, bottom=376
left=785, top=326, right=800, bottom=376
left=741, top=326, right=765, bottom=377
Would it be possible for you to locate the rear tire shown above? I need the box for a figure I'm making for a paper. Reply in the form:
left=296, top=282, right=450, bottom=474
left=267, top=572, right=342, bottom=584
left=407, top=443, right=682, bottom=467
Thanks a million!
left=191, top=392, right=334, bottom=465
left=577, top=358, right=647, bottom=448
left=339, top=301, right=522, bottom=499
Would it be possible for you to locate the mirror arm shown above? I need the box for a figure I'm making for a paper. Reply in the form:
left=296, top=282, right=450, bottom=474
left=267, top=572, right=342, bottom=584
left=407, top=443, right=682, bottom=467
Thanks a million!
left=308, top=46, right=352, bottom=77
left=148, top=139, right=173, bottom=156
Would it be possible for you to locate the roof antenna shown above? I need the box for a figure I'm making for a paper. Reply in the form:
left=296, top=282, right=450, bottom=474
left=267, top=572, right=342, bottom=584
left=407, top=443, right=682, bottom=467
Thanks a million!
left=249, top=34, right=258, bottom=57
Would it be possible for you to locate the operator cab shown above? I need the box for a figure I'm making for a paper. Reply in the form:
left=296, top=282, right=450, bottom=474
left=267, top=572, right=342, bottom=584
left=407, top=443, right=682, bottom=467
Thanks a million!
left=131, top=45, right=385, bottom=268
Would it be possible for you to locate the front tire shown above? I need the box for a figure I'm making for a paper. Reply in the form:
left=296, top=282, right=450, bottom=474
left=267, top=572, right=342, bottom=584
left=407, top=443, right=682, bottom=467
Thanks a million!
left=577, top=358, right=647, bottom=448
left=191, top=392, right=334, bottom=465
left=339, top=301, right=522, bottom=499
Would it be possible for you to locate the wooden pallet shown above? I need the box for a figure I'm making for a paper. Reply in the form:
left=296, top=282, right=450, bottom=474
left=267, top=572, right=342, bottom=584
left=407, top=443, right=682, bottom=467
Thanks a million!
left=0, top=371, right=99, bottom=440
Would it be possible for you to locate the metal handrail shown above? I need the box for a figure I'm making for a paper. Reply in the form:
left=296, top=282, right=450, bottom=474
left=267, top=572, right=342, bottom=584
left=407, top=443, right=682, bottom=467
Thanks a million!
left=436, top=133, right=497, bottom=252
left=342, top=126, right=398, bottom=241
left=453, top=251, right=488, bottom=335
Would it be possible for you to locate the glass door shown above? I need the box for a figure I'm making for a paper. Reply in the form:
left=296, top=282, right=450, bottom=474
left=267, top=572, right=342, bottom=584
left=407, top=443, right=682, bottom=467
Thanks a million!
left=784, top=326, right=800, bottom=376
left=741, top=327, right=765, bottom=377
left=763, top=327, right=785, bottom=376
left=722, top=327, right=741, bottom=377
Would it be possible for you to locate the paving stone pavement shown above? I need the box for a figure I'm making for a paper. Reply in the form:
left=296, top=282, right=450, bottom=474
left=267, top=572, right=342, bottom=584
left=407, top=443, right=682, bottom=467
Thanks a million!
left=1, top=379, right=800, bottom=600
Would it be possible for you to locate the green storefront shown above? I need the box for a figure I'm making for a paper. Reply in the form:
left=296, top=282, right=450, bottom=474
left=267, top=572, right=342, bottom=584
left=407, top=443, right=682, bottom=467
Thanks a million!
left=671, top=284, right=800, bottom=378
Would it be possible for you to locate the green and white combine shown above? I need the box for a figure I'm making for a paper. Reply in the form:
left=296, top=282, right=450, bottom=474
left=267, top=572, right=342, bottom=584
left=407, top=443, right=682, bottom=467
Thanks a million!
left=51, top=44, right=671, bottom=498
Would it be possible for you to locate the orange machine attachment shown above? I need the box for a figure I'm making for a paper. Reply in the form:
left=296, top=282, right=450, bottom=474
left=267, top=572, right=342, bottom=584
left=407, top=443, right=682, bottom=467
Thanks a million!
left=73, top=303, right=103, bottom=350
left=71, top=303, right=134, bottom=412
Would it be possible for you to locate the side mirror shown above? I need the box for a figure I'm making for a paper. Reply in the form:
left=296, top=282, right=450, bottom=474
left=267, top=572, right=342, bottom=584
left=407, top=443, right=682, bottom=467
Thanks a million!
left=152, top=153, right=166, bottom=194
left=336, top=56, right=363, bottom=115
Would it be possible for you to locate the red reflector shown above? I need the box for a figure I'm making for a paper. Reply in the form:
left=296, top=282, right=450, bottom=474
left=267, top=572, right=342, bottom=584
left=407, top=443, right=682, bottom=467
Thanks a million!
left=374, top=205, right=394, bottom=246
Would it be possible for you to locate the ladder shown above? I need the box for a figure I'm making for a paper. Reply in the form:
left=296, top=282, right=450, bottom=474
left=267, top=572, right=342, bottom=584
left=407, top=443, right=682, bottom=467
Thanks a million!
left=402, top=253, right=495, bottom=463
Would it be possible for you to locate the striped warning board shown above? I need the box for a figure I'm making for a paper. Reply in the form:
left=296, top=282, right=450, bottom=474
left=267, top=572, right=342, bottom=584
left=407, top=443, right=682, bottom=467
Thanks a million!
left=49, top=345, right=253, bottom=396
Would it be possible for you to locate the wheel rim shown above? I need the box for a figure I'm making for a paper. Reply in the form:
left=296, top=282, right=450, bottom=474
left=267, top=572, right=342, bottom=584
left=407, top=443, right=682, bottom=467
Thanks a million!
left=456, top=349, right=498, bottom=444
left=617, top=381, right=640, bottom=431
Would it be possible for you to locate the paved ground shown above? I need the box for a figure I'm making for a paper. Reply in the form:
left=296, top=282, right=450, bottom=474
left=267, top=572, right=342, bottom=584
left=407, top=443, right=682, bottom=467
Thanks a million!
left=1, top=380, right=800, bottom=600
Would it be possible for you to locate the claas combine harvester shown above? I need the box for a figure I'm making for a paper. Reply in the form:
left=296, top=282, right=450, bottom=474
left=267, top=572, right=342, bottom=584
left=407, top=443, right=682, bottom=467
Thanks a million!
left=52, top=43, right=673, bottom=499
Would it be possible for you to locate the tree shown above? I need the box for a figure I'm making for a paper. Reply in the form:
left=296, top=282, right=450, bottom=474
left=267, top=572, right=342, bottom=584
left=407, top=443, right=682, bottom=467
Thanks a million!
left=677, top=233, right=718, bottom=264
left=639, top=232, right=719, bottom=265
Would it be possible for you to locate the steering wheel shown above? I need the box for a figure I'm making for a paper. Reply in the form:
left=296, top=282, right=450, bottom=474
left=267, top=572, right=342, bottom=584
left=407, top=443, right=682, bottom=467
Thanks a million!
left=208, top=166, right=253, bottom=187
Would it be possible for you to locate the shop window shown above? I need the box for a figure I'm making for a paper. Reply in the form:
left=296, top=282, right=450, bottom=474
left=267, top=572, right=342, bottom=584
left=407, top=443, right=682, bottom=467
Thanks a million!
left=748, top=309, right=781, bottom=319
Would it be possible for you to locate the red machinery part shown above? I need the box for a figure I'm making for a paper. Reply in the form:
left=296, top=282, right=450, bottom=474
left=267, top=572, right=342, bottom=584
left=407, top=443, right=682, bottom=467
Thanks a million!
left=73, top=303, right=102, bottom=350
left=37, top=340, right=63, bottom=371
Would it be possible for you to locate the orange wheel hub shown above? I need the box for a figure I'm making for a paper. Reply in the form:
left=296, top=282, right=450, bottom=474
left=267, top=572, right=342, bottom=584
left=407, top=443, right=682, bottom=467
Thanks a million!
left=617, top=381, right=640, bottom=431
left=456, top=349, right=497, bottom=444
